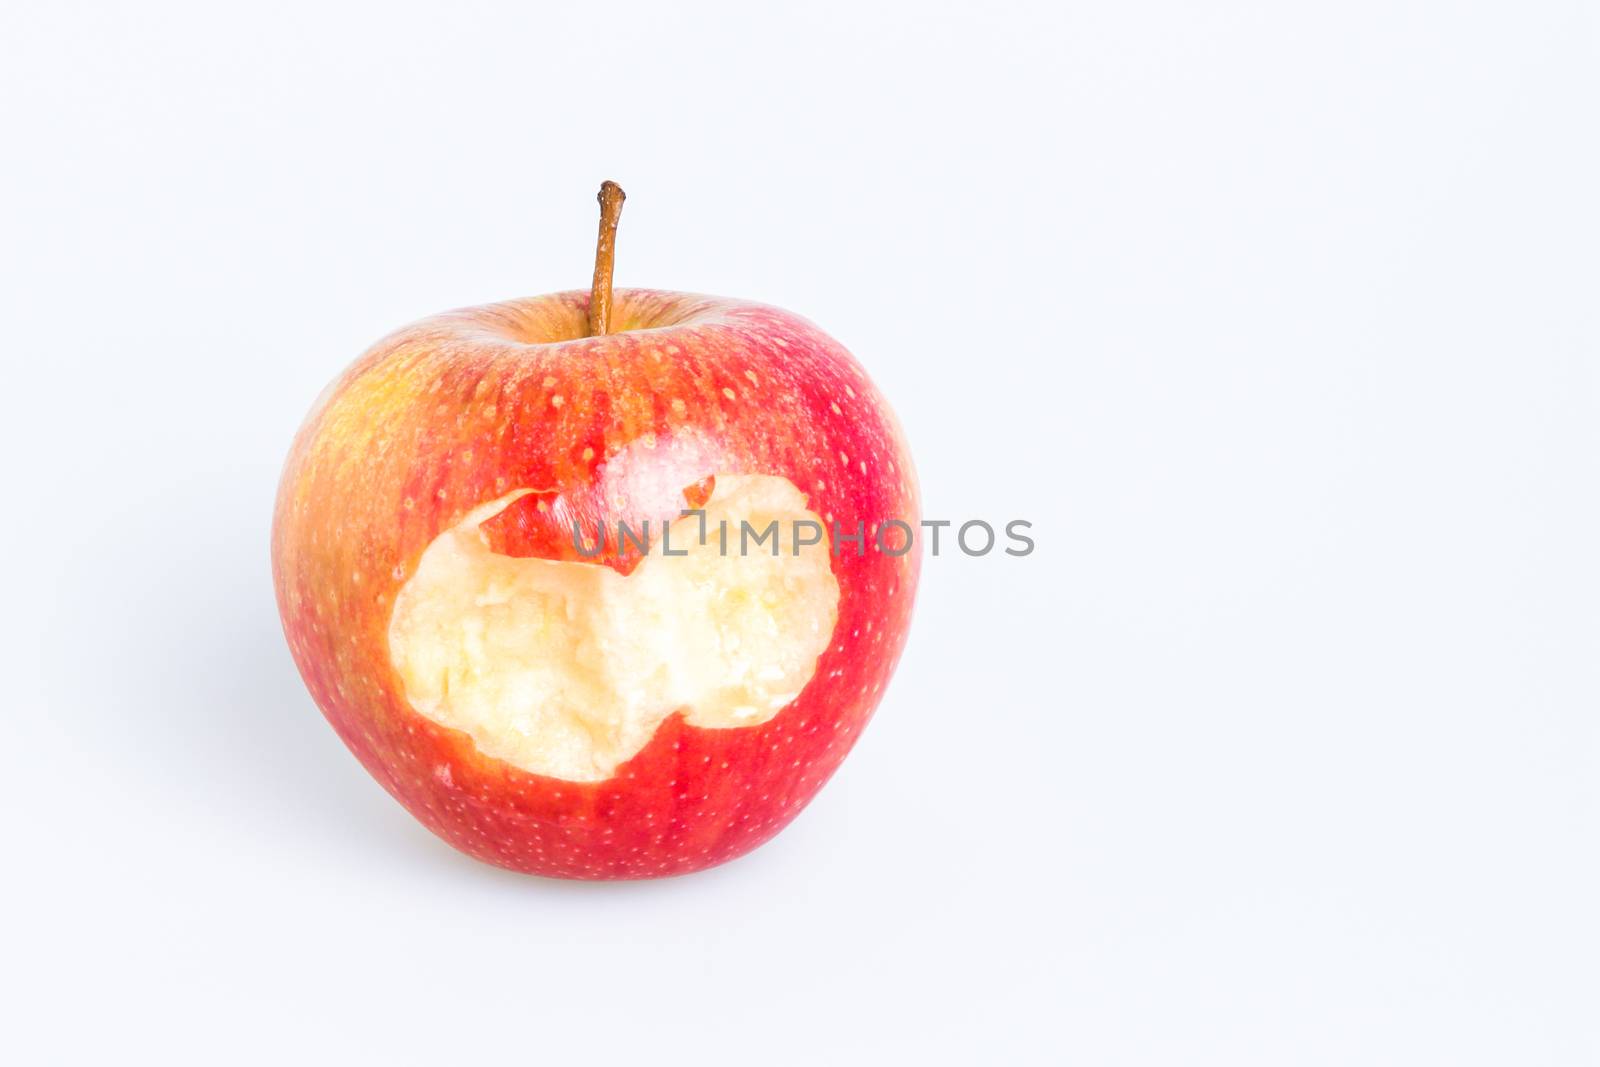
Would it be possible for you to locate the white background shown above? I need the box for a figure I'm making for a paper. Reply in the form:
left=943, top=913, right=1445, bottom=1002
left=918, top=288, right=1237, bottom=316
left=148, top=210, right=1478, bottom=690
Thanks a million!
left=2, top=2, right=1596, bottom=1063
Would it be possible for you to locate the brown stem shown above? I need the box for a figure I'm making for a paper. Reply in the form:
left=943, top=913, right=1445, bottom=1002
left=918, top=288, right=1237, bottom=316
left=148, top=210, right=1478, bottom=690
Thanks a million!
left=588, top=180, right=626, bottom=336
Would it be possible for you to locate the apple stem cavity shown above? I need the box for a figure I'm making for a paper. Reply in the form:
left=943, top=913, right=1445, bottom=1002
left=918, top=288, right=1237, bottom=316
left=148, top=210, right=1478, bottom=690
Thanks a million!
left=588, top=180, right=627, bottom=336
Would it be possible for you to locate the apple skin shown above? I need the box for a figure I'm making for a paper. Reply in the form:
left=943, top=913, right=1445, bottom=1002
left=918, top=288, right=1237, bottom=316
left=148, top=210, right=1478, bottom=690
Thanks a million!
left=272, top=289, right=919, bottom=878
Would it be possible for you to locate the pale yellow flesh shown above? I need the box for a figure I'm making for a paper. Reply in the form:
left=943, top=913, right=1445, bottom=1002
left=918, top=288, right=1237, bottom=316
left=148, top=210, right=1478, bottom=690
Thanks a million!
left=388, top=475, right=840, bottom=782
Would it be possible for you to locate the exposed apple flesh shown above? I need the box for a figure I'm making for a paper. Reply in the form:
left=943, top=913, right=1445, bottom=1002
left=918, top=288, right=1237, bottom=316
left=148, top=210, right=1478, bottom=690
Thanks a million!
left=389, top=474, right=840, bottom=783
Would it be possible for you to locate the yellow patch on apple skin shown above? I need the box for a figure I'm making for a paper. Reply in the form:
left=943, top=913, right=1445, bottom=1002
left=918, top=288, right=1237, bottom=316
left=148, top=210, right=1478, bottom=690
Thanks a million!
left=387, top=474, right=840, bottom=782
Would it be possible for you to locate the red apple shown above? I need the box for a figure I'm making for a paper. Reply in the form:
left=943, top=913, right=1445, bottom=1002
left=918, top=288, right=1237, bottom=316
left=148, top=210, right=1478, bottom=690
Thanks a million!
left=272, top=185, right=919, bottom=878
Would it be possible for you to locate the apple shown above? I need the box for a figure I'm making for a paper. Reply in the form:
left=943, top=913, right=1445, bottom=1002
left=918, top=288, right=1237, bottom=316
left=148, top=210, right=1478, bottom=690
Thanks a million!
left=272, top=183, right=919, bottom=878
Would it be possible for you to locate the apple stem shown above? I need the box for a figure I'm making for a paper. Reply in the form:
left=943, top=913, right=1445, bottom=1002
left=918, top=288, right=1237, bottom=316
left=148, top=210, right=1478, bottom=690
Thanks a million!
left=588, top=181, right=626, bottom=336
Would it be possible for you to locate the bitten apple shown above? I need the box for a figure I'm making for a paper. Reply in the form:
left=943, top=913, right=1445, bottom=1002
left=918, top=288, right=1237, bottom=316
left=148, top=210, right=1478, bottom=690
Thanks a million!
left=272, top=183, right=919, bottom=878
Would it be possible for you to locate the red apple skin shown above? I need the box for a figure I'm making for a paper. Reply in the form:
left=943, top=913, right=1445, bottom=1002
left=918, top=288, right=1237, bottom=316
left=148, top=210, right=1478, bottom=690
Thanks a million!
left=272, top=290, right=919, bottom=878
